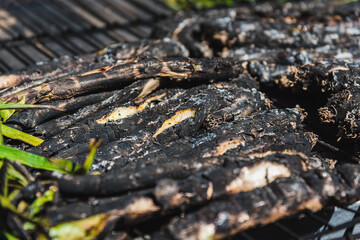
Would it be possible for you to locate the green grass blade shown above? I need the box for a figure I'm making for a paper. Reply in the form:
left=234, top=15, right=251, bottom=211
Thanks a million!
left=0, top=120, right=3, bottom=145
left=1, top=108, right=15, bottom=123
left=48, top=158, right=81, bottom=174
left=166, top=0, right=234, bottom=10
left=4, top=232, right=21, bottom=240
left=0, top=103, right=64, bottom=111
left=26, top=186, right=57, bottom=217
left=7, top=189, right=20, bottom=202
left=75, top=139, right=102, bottom=175
left=0, top=159, right=8, bottom=197
left=1, top=97, right=25, bottom=123
left=2, top=124, right=44, bottom=146
left=0, top=145, right=66, bottom=173
left=0, top=194, right=39, bottom=224
left=7, top=163, right=29, bottom=187
left=0, top=145, right=84, bottom=174
left=49, top=213, right=110, bottom=240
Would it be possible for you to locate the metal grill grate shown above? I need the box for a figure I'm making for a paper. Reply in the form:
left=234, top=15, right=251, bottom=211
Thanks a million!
left=0, top=0, right=169, bottom=73
left=236, top=203, right=360, bottom=240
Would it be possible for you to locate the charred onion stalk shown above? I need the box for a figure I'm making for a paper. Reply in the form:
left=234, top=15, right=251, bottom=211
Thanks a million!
left=7, top=90, right=115, bottom=129
left=43, top=153, right=358, bottom=240
left=31, top=74, right=259, bottom=159
left=30, top=71, right=319, bottom=238
left=164, top=163, right=360, bottom=240
left=155, top=1, right=360, bottom=61
left=1, top=57, right=243, bottom=105
left=32, top=80, right=148, bottom=138
left=279, top=62, right=360, bottom=155
left=0, top=38, right=188, bottom=95
left=55, top=151, right=321, bottom=197
left=154, top=0, right=360, bottom=154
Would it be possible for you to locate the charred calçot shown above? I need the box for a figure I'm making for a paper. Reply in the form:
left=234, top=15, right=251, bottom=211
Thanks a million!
left=1, top=38, right=191, bottom=131
left=46, top=155, right=359, bottom=240
left=280, top=62, right=360, bottom=154
left=164, top=163, right=360, bottom=240
left=49, top=152, right=332, bottom=221
left=32, top=80, right=242, bottom=158
left=154, top=1, right=360, bottom=154
left=154, top=2, right=360, bottom=60
left=33, top=80, right=150, bottom=138
left=0, top=38, right=189, bottom=93
left=36, top=77, right=264, bottom=160
left=1, top=57, right=243, bottom=105
left=2, top=1, right=360, bottom=239
left=66, top=107, right=313, bottom=173
left=29, top=67, right=320, bottom=238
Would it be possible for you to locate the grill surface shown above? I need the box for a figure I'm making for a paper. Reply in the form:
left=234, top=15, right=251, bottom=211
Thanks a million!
left=237, top=204, right=360, bottom=240
left=0, top=0, right=169, bottom=73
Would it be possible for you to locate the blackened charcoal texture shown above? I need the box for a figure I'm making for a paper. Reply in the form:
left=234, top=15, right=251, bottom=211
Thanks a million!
left=32, top=87, right=200, bottom=157
left=167, top=177, right=318, bottom=240
left=37, top=71, right=253, bottom=140
left=33, top=80, right=146, bottom=138
left=319, top=87, right=360, bottom=151
left=154, top=2, right=360, bottom=60
left=2, top=57, right=243, bottom=105
left=7, top=90, right=115, bottom=129
left=33, top=76, right=263, bottom=159
left=166, top=164, right=360, bottom=240
left=280, top=62, right=360, bottom=93
left=57, top=157, right=225, bottom=197
left=270, top=61, right=360, bottom=150
left=51, top=152, right=324, bottom=223
left=45, top=192, right=160, bottom=226
left=0, top=38, right=188, bottom=93
left=110, top=108, right=313, bottom=173
left=97, top=38, right=189, bottom=62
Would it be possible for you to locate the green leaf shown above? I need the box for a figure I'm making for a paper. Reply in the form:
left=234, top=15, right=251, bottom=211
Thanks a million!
left=48, top=158, right=81, bottom=174
left=23, top=222, right=36, bottom=231
left=1, top=124, right=44, bottom=146
left=165, top=0, right=234, bottom=10
left=75, top=139, right=102, bottom=175
left=7, top=189, right=20, bottom=202
left=0, top=106, right=15, bottom=124
left=0, top=145, right=67, bottom=173
left=49, top=213, right=111, bottom=240
left=6, top=163, right=29, bottom=187
left=0, top=145, right=85, bottom=175
left=0, top=97, right=26, bottom=123
left=26, top=186, right=57, bottom=217
left=0, top=103, right=63, bottom=111
left=1, top=160, right=29, bottom=189
left=4, top=232, right=21, bottom=240
left=0, top=159, right=8, bottom=197
left=0, top=194, right=38, bottom=224
left=0, top=120, right=3, bottom=145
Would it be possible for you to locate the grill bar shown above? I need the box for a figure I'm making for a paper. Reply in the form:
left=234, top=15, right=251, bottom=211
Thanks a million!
left=298, top=208, right=360, bottom=240
left=236, top=205, right=360, bottom=240
left=0, top=0, right=169, bottom=73
left=343, top=206, right=360, bottom=238
left=274, top=222, right=302, bottom=240
left=307, top=212, right=335, bottom=229
left=239, top=232, right=255, bottom=240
